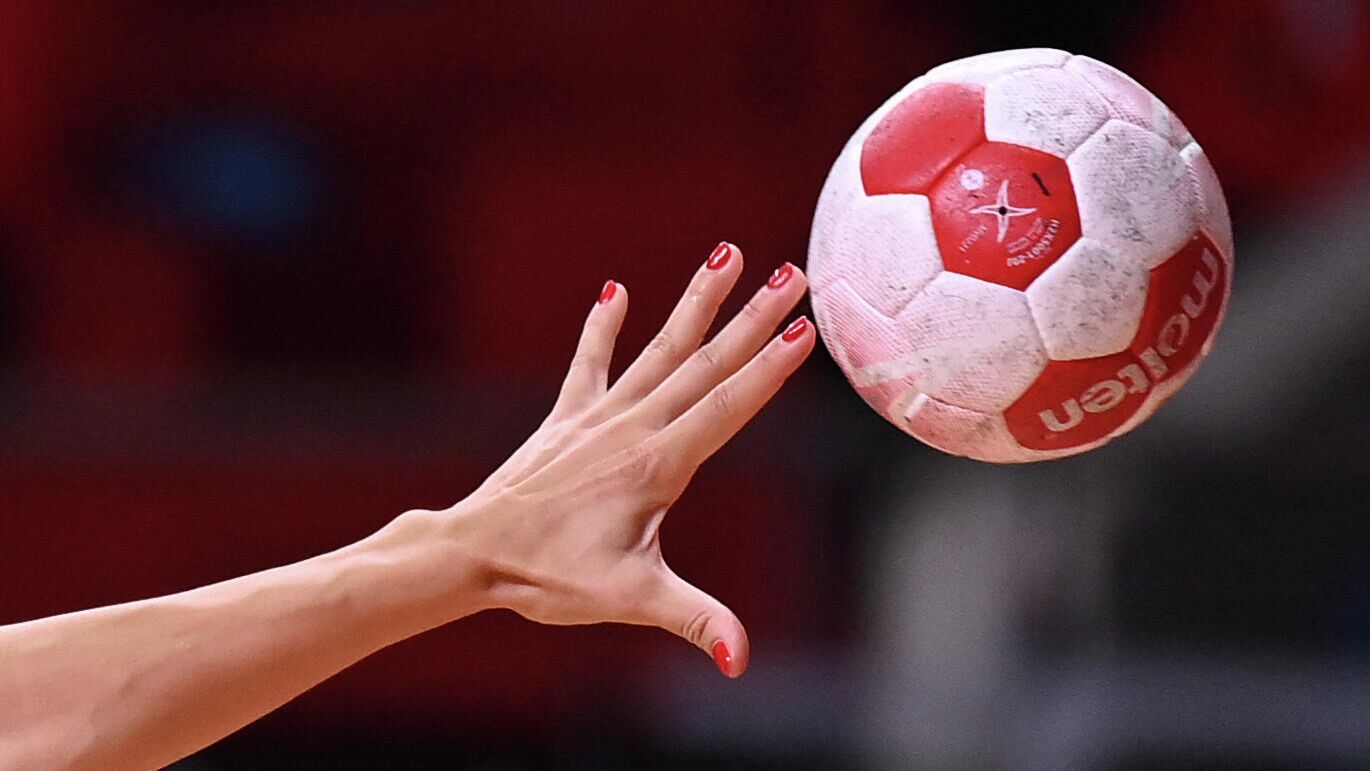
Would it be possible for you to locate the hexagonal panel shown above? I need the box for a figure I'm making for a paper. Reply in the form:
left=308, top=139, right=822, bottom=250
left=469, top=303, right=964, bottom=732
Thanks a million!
left=928, top=141, right=1081, bottom=290
left=1128, top=233, right=1228, bottom=385
left=1026, top=238, right=1149, bottom=360
left=900, top=392, right=1035, bottom=462
left=808, top=120, right=866, bottom=294
left=1003, top=352, right=1150, bottom=452
left=985, top=66, right=1110, bottom=158
left=861, top=82, right=985, bottom=196
left=924, top=48, right=1071, bottom=87
left=1065, top=55, right=1192, bottom=149
left=1069, top=119, right=1200, bottom=269
left=1181, top=143, right=1235, bottom=260
left=847, top=272, right=1048, bottom=413
left=827, top=193, right=943, bottom=317
left=810, top=278, right=911, bottom=381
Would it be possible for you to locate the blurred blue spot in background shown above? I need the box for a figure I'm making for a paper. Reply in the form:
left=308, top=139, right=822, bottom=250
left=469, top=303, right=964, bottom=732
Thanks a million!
left=132, top=117, right=325, bottom=245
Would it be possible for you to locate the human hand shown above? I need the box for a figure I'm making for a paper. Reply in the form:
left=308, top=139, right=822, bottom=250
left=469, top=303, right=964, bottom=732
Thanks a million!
left=0, top=244, right=803, bottom=770
left=411, top=242, right=812, bottom=678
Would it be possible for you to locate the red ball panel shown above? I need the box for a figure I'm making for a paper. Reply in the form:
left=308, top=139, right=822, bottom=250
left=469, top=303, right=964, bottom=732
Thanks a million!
left=1128, top=233, right=1227, bottom=382
left=861, top=82, right=985, bottom=196
left=1004, top=233, right=1228, bottom=453
left=1003, top=352, right=1148, bottom=451
left=927, top=141, right=1081, bottom=290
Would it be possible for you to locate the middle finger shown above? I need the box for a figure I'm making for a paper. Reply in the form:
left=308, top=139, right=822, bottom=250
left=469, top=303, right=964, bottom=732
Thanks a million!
left=604, top=241, right=744, bottom=405
left=637, top=262, right=808, bottom=425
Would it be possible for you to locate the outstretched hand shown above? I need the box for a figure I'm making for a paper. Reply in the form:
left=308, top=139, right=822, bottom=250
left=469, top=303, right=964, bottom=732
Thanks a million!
left=422, top=242, right=812, bottom=677
left=0, top=243, right=812, bottom=771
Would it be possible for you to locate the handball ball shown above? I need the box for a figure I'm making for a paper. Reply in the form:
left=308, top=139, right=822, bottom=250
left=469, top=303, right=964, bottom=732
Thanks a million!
left=807, top=49, right=1233, bottom=462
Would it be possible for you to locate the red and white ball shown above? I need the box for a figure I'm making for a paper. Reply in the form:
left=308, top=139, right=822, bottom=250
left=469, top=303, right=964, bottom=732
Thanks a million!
left=807, top=49, right=1233, bottom=462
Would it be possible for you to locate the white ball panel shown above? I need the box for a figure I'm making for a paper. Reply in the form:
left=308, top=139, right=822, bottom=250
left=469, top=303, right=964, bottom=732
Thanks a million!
left=846, top=272, right=1047, bottom=413
left=901, top=393, right=1031, bottom=462
left=923, top=48, right=1070, bottom=86
left=1069, top=119, right=1200, bottom=269
left=1065, top=55, right=1192, bottom=148
left=1026, top=238, right=1148, bottom=360
left=984, top=67, right=1109, bottom=158
left=1181, top=143, right=1236, bottom=261
left=810, top=279, right=910, bottom=382
left=808, top=131, right=866, bottom=294
left=828, top=194, right=942, bottom=317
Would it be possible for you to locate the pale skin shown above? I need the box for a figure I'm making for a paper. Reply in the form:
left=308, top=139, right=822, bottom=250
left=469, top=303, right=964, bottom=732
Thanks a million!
left=0, top=243, right=814, bottom=771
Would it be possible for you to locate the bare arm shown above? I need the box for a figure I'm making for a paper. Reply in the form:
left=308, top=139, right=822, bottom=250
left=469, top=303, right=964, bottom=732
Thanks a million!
left=0, top=243, right=814, bottom=770
left=0, top=525, right=476, bottom=769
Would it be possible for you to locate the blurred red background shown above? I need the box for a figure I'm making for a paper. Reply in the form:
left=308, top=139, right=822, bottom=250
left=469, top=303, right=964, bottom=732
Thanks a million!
left=3, top=1, right=1369, bottom=768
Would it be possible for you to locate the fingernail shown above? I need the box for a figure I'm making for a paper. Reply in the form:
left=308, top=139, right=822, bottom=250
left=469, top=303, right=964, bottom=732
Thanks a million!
left=782, top=316, right=809, bottom=342
left=598, top=280, right=616, bottom=304
left=767, top=263, right=794, bottom=289
left=707, top=242, right=732, bottom=270
left=712, top=641, right=733, bottom=677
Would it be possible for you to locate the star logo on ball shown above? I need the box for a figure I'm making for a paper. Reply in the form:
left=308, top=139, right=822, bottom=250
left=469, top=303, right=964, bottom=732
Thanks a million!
left=969, top=179, right=1037, bottom=243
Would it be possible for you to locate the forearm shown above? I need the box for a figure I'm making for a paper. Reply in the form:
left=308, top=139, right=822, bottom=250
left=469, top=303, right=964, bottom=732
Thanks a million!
left=0, top=510, right=484, bottom=771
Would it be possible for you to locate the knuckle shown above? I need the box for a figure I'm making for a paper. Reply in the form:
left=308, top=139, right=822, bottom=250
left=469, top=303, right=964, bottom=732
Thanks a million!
left=740, top=298, right=766, bottom=322
left=681, top=608, right=711, bottom=647
left=693, top=343, right=722, bottom=372
left=624, top=444, right=665, bottom=483
left=568, top=351, right=602, bottom=372
left=708, top=383, right=735, bottom=417
left=623, top=443, right=683, bottom=498
left=646, top=332, right=680, bottom=361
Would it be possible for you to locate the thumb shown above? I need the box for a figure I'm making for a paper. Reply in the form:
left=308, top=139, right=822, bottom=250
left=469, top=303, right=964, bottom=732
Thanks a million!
left=643, top=568, right=750, bottom=678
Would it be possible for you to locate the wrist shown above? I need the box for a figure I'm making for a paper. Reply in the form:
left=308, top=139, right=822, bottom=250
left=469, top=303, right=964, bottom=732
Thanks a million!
left=342, top=506, right=496, bottom=636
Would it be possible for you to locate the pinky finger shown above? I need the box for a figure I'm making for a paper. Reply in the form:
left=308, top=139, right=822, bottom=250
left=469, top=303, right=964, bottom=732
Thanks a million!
left=551, top=280, right=628, bottom=418
left=658, top=316, right=814, bottom=467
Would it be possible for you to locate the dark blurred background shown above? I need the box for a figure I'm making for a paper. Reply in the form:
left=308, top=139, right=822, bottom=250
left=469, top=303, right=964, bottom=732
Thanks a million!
left=2, top=1, right=1369, bottom=769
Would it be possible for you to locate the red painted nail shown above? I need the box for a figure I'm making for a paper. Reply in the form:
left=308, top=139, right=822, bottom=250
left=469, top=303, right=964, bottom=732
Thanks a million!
left=712, top=641, right=732, bottom=677
left=782, top=316, right=809, bottom=342
left=598, top=280, right=616, bottom=304
left=707, top=242, right=732, bottom=270
left=767, top=263, right=794, bottom=289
